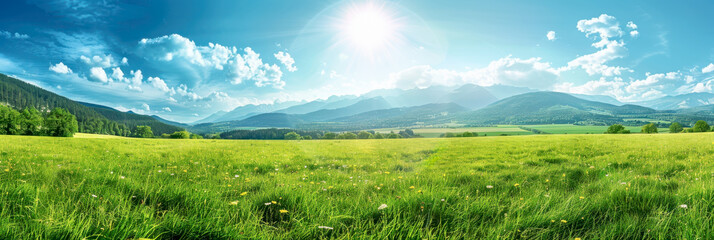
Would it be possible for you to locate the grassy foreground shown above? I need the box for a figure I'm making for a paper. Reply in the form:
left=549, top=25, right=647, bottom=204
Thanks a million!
left=1, top=134, right=714, bottom=239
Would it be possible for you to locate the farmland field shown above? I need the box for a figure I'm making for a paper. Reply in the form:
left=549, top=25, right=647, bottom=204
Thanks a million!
left=2, top=133, right=714, bottom=239
left=374, top=126, right=533, bottom=138
left=523, top=124, right=670, bottom=134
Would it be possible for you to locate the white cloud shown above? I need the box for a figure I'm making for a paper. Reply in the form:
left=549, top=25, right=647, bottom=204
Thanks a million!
left=163, top=107, right=172, bottom=112
left=564, top=14, right=630, bottom=76
left=702, top=63, right=714, bottom=73
left=121, top=57, right=128, bottom=65
left=274, top=51, right=297, bottom=72
left=129, top=70, right=143, bottom=87
left=554, top=77, right=625, bottom=97
left=111, top=67, right=124, bottom=82
left=626, top=72, right=681, bottom=94
left=148, top=76, right=171, bottom=93
left=49, top=62, right=72, bottom=74
left=389, top=56, right=559, bottom=89
left=138, top=34, right=286, bottom=88
left=630, top=30, right=639, bottom=38
left=80, top=54, right=122, bottom=68
left=89, top=67, right=109, bottom=83
left=546, top=31, right=556, bottom=41
left=626, top=21, right=638, bottom=29
left=142, top=103, right=150, bottom=111
left=576, top=14, right=622, bottom=48
left=1, top=31, right=29, bottom=39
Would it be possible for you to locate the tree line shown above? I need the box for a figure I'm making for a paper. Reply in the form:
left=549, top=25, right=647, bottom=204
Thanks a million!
left=605, top=120, right=713, bottom=134
left=0, top=105, right=78, bottom=137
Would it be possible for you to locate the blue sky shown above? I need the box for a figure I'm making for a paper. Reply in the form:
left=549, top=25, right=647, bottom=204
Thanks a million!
left=1, top=0, right=713, bottom=122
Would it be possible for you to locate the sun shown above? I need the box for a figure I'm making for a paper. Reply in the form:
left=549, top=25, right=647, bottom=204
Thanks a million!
left=338, top=3, right=399, bottom=52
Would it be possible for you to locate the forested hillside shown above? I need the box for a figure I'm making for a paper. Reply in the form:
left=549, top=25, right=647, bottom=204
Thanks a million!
left=0, top=74, right=182, bottom=136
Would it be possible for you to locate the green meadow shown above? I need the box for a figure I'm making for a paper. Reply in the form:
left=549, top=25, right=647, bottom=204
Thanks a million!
left=2, top=133, right=714, bottom=239
left=523, top=124, right=669, bottom=134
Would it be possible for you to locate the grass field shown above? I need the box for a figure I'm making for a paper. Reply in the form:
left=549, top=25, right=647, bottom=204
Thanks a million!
left=2, top=133, right=714, bottom=239
left=523, top=124, right=670, bottom=134
left=375, top=126, right=533, bottom=138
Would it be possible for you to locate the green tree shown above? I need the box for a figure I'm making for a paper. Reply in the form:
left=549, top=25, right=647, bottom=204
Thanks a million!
left=43, top=107, right=78, bottom=137
left=641, top=123, right=658, bottom=134
left=0, top=105, right=22, bottom=135
left=462, top=132, right=474, bottom=137
left=338, top=132, right=357, bottom=139
left=190, top=133, right=203, bottom=139
left=605, top=124, right=629, bottom=134
left=357, top=131, right=373, bottom=139
left=373, top=133, right=384, bottom=139
left=322, top=132, right=337, bottom=139
left=302, top=135, right=312, bottom=140
left=20, top=107, right=43, bottom=135
left=134, top=126, right=154, bottom=138
left=693, top=120, right=710, bottom=132
left=386, top=132, right=401, bottom=139
left=668, top=122, right=683, bottom=133
left=284, top=131, right=301, bottom=140
left=170, top=131, right=191, bottom=139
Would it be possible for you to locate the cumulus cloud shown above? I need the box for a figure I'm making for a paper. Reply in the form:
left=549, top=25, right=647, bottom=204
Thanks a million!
left=1, top=31, right=29, bottom=39
left=546, top=31, right=556, bottom=41
left=559, top=72, right=688, bottom=102
left=110, top=67, right=124, bottom=82
left=629, top=30, right=639, bottom=37
left=49, top=62, right=72, bottom=74
left=389, top=56, right=559, bottom=89
left=148, top=76, right=171, bottom=93
left=89, top=67, right=109, bottom=83
left=138, top=34, right=286, bottom=88
left=80, top=54, right=122, bottom=68
left=163, top=107, right=172, bottom=112
left=703, top=63, right=714, bottom=73
left=626, top=21, right=637, bottom=29
left=274, top=51, right=297, bottom=72
left=563, top=14, right=631, bottom=76
left=555, top=77, right=627, bottom=99
left=625, top=72, right=681, bottom=94
left=142, top=103, right=150, bottom=111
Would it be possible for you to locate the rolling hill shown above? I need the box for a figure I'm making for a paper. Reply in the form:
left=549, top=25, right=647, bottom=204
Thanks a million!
left=0, top=73, right=184, bottom=136
left=455, top=91, right=657, bottom=125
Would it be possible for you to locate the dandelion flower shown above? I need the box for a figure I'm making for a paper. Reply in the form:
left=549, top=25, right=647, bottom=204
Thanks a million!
left=279, top=209, right=288, bottom=214
left=240, top=192, right=248, bottom=196
left=409, top=186, right=415, bottom=189
left=579, top=196, right=585, bottom=200
left=561, top=220, right=567, bottom=223
left=575, top=238, right=582, bottom=240
left=229, top=201, right=239, bottom=205
left=514, top=183, right=520, bottom=187
left=272, top=201, right=277, bottom=204
left=378, top=204, right=388, bottom=210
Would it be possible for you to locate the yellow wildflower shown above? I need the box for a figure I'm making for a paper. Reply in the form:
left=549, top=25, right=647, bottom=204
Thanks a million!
left=279, top=209, right=288, bottom=214
left=514, top=183, right=520, bottom=187
left=240, top=192, right=248, bottom=196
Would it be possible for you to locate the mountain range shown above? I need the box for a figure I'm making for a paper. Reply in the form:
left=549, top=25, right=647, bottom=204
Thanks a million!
left=4, top=72, right=714, bottom=135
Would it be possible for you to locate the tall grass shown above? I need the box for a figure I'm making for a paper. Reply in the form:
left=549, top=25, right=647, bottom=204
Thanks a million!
left=0, top=133, right=713, bottom=239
